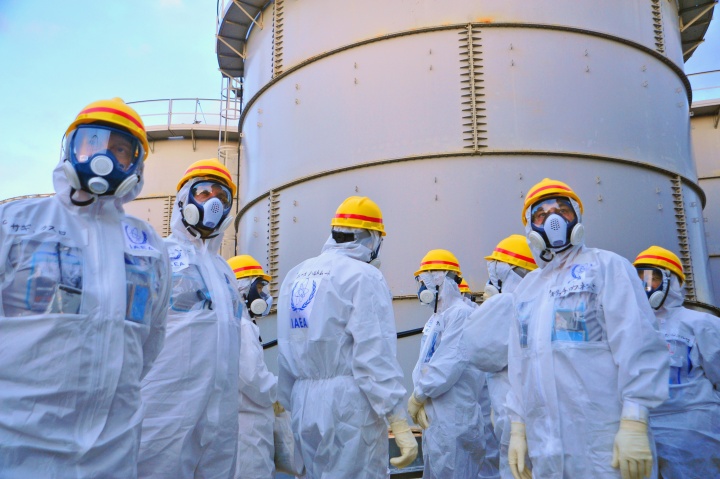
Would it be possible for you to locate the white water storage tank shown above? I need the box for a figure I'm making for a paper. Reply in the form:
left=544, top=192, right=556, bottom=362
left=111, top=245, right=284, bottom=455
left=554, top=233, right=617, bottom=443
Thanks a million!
left=217, top=1, right=717, bottom=382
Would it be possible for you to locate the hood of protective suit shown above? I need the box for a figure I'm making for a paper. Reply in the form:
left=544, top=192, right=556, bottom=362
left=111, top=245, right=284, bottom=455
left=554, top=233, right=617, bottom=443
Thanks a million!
left=487, top=260, right=524, bottom=294
left=525, top=234, right=582, bottom=269
left=52, top=156, right=144, bottom=210
left=654, top=274, right=685, bottom=320
left=236, top=277, right=253, bottom=298
left=419, top=271, right=462, bottom=313
left=170, top=178, right=227, bottom=253
left=320, top=227, right=381, bottom=263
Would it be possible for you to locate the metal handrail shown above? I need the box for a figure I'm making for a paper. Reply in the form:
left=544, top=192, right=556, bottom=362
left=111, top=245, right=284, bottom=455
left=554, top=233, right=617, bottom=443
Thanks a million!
left=127, top=98, right=238, bottom=129
left=689, top=70, right=720, bottom=103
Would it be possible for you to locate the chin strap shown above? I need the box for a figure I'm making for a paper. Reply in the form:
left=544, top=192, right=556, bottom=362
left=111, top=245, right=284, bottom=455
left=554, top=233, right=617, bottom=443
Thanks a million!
left=540, top=248, right=554, bottom=263
left=182, top=221, right=203, bottom=240
left=69, top=188, right=96, bottom=207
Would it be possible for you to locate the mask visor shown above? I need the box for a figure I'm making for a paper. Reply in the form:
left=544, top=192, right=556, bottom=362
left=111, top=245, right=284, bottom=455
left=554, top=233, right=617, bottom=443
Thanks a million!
left=71, top=125, right=142, bottom=172
left=530, top=197, right=576, bottom=226
left=190, top=181, right=233, bottom=211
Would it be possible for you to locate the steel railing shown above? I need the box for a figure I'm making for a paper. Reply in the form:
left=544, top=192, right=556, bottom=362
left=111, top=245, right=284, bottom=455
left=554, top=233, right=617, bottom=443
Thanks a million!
left=689, top=70, right=720, bottom=103
left=127, top=98, right=239, bottom=129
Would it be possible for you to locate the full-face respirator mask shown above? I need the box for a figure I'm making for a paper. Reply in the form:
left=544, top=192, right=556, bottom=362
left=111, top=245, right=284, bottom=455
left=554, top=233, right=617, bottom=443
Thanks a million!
left=181, top=180, right=234, bottom=238
left=62, top=124, right=144, bottom=199
left=637, top=267, right=670, bottom=310
left=527, top=197, right=584, bottom=262
left=416, top=271, right=461, bottom=313
left=245, top=277, right=273, bottom=317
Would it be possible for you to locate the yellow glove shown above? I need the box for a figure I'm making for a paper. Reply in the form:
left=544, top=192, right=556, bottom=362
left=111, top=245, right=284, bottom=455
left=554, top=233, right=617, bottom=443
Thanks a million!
left=389, top=418, right=418, bottom=469
left=272, top=401, right=285, bottom=416
left=407, top=394, right=430, bottom=429
left=611, top=419, right=652, bottom=479
left=508, top=422, right=532, bottom=479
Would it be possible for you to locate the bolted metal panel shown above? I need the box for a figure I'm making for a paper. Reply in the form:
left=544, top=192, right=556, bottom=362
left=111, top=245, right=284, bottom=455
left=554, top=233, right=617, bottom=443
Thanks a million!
left=272, top=0, right=285, bottom=78
left=679, top=180, right=715, bottom=305
left=691, top=103, right=720, bottom=304
left=480, top=28, right=692, bottom=176
left=267, top=190, right=281, bottom=299
left=651, top=0, right=666, bottom=55
left=240, top=29, right=465, bottom=203
left=691, top=110, right=720, bottom=178
left=242, top=11, right=275, bottom=101
left=659, top=0, right=685, bottom=67
left=240, top=26, right=697, bottom=197
left=700, top=178, right=720, bottom=302
left=278, top=0, right=681, bottom=71
left=671, top=175, right=696, bottom=300
left=237, top=199, right=272, bottom=265
left=163, top=196, right=174, bottom=238
left=459, top=25, right=487, bottom=152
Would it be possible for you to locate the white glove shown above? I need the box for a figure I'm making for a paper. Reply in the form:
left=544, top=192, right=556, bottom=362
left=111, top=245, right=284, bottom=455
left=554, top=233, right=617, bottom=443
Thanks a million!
left=611, top=419, right=652, bottom=479
left=389, top=418, right=418, bottom=469
left=508, top=422, right=532, bottom=479
left=407, top=393, right=430, bottom=429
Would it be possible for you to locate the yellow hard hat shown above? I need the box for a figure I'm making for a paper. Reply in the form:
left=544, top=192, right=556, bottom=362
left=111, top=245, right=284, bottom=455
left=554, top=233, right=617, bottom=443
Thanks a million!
left=633, top=246, right=685, bottom=284
left=484, top=234, right=538, bottom=271
left=330, top=196, right=386, bottom=236
left=459, top=279, right=471, bottom=293
left=522, top=178, right=584, bottom=226
left=177, top=158, right=237, bottom=197
left=227, top=255, right=272, bottom=282
left=414, top=249, right=462, bottom=277
left=65, top=98, right=149, bottom=161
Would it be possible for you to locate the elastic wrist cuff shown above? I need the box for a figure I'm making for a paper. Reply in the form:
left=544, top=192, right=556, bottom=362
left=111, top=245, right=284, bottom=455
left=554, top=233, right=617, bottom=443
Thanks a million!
left=621, top=400, right=649, bottom=422
left=387, top=405, right=407, bottom=424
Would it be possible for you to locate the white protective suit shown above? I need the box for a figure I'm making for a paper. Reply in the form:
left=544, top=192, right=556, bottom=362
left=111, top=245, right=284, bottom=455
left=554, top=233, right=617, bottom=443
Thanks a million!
left=506, top=244, right=670, bottom=479
left=138, top=179, right=241, bottom=479
left=235, top=276, right=277, bottom=479
left=277, top=235, right=407, bottom=479
left=648, top=276, right=720, bottom=478
left=478, top=378, right=501, bottom=479
left=412, top=274, right=486, bottom=479
left=464, top=263, right=528, bottom=479
left=0, top=160, right=169, bottom=478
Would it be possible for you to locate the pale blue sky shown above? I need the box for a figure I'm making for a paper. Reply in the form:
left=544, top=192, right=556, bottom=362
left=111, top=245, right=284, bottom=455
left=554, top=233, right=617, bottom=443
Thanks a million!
left=0, top=0, right=220, bottom=201
left=0, top=2, right=718, bottom=201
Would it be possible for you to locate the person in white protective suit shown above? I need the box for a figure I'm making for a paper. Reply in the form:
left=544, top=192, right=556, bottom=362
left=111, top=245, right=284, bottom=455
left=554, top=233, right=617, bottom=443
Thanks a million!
left=138, top=159, right=242, bottom=479
left=407, top=249, right=486, bottom=478
left=227, top=254, right=278, bottom=479
left=633, top=246, right=720, bottom=479
left=478, top=379, right=501, bottom=479
left=0, top=98, right=170, bottom=478
left=460, top=234, right=538, bottom=479
left=505, top=178, right=670, bottom=479
left=459, top=278, right=501, bottom=479
left=277, top=196, right=417, bottom=479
